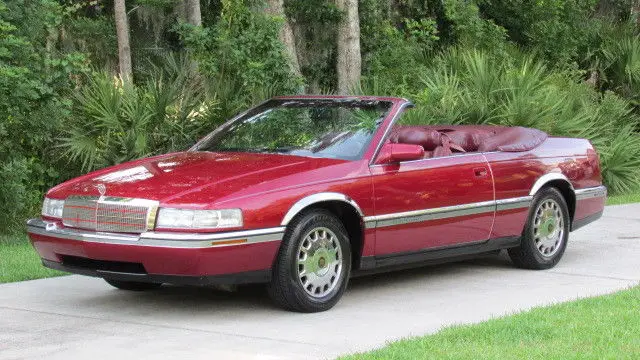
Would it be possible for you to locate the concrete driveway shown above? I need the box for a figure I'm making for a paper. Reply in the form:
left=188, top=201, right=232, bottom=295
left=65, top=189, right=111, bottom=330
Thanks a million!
left=1, top=204, right=639, bottom=360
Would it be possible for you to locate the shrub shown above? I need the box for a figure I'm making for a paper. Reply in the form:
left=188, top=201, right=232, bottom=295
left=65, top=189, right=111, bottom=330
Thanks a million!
left=478, top=0, right=598, bottom=67
left=405, top=48, right=640, bottom=193
left=178, top=0, right=299, bottom=95
left=0, top=0, right=88, bottom=231
left=61, top=65, right=213, bottom=171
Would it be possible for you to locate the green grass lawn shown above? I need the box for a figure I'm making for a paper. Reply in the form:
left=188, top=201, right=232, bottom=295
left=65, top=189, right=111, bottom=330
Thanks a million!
left=607, top=192, right=640, bottom=205
left=0, top=233, right=64, bottom=283
left=341, top=286, right=640, bottom=360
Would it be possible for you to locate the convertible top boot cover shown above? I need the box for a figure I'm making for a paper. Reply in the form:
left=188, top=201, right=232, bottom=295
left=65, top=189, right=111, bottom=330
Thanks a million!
left=478, top=127, right=548, bottom=152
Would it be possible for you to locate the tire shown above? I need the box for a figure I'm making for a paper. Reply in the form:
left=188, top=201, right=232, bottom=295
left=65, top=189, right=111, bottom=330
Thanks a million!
left=104, top=279, right=162, bottom=291
left=508, top=187, right=570, bottom=270
left=267, top=209, right=352, bottom=312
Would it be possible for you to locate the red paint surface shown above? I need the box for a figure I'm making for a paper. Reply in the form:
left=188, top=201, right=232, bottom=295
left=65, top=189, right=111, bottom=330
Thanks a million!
left=370, top=154, right=494, bottom=254
left=29, top=233, right=281, bottom=276
left=31, top=96, right=606, bottom=277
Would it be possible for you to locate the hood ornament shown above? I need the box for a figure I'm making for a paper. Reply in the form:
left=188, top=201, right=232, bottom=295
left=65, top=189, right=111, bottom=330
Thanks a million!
left=96, top=183, right=106, bottom=200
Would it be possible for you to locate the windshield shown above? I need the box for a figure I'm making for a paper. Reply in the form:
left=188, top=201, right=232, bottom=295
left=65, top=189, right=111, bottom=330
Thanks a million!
left=193, top=99, right=391, bottom=160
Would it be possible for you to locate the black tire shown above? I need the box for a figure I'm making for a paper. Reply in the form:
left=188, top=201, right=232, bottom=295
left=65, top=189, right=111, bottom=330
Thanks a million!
left=104, top=279, right=162, bottom=291
left=267, top=209, right=352, bottom=312
left=508, top=187, right=570, bottom=270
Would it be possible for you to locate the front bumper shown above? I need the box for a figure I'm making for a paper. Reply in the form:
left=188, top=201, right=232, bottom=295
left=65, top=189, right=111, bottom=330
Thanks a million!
left=27, top=219, right=284, bottom=283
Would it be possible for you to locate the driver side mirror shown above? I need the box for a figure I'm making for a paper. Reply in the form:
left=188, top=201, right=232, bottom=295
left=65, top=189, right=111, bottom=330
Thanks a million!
left=375, top=143, right=425, bottom=164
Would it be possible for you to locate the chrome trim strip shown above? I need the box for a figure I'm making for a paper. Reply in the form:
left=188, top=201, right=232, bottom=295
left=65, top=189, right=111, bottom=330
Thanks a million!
left=368, top=101, right=414, bottom=166
left=529, top=173, right=573, bottom=196
left=575, top=186, right=607, bottom=201
left=364, top=219, right=377, bottom=230
left=363, top=196, right=533, bottom=229
left=281, top=192, right=365, bottom=226
left=364, top=200, right=496, bottom=229
left=495, top=196, right=533, bottom=211
left=26, top=219, right=284, bottom=249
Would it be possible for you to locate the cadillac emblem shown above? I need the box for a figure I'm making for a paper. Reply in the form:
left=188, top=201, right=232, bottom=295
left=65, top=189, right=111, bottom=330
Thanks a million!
left=96, top=183, right=106, bottom=199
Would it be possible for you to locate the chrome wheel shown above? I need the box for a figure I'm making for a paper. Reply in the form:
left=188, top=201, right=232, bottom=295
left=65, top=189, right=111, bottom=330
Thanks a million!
left=533, top=199, right=564, bottom=258
left=297, top=227, right=343, bottom=298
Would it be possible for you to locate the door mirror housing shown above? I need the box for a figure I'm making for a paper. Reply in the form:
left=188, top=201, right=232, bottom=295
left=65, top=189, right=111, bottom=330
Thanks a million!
left=375, top=143, right=425, bottom=164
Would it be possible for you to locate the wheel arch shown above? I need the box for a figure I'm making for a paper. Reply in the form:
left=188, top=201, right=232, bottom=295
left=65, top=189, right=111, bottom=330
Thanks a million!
left=529, top=173, right=576, bottom=223
left=281, top=193, right=366, bottom=269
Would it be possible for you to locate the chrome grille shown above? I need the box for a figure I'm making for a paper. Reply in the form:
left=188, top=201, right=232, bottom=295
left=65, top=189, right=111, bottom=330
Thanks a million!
left=62, top=196, right=158, bottom=233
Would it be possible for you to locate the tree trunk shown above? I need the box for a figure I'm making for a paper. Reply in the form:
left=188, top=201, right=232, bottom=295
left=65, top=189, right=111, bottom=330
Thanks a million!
left=335, top=0, right=361, bottom=95
left=185, top=0, right=202, bottom=26
left=632, top=1, right=640, bottom=26
left=265, top=0, right=302, bottom=78
left=114, top=0, right=132, bottom=81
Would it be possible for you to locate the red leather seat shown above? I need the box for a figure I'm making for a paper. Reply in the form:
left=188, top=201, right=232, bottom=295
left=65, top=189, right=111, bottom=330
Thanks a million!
left=389, top=127, right=442, bottom=150
left=446, top=129, right=495, bottom=152
left=389, top=125, right=548, bottom=157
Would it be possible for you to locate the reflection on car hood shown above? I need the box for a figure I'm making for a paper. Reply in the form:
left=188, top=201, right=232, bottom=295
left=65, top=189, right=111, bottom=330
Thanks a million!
left=47, top=152, right=348, bottom=205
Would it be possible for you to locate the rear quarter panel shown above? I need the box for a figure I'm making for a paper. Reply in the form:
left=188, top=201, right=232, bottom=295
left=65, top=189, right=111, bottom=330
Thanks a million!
left=484, top=137, right=603, bottom=238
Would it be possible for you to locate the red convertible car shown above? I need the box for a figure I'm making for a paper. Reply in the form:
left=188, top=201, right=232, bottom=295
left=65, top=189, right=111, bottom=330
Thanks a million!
left=28, top=96, right=606, bottom=312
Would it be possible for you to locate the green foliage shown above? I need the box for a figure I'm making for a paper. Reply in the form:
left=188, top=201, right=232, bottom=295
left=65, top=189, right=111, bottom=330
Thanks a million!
left=286, top=0, right=342, bottom=90
left=178, top=0, right=299, bottom=95
left=403, top=48, right=640, bottom=193
left=0, top=0, right=88, bottom=231
left=479, top=0, right=598, bottom=66
left=589, top=31, right=640, bottom=103
left=62, top=63, right=212, bottom=171
left=359, top=0, right=437, bottom=96
left=443, top=0, right=508, bottom=52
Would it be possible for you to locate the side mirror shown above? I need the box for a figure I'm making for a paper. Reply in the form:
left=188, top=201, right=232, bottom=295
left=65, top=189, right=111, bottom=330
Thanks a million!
left=375, top=143, right=425, bottom=164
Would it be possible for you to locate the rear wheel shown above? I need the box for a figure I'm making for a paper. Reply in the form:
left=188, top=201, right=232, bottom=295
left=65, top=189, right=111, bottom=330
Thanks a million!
left=267, top=209, right=351, bottom=312
left=104, top=279, right=162, bottom=291
left=508, top=187, right=570, bottom=269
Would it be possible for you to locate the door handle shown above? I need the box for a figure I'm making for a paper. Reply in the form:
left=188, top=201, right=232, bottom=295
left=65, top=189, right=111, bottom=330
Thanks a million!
left=474, top=167, right=488, bottom=177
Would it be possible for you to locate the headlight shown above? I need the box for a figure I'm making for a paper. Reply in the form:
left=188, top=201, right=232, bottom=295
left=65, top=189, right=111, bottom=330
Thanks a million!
left=156, top=208, right=243, bottom=229
left=42, top=198, right=65, bottom=218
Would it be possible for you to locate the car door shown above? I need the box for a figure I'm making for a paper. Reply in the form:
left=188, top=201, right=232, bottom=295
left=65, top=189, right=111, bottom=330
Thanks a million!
left=370, top=154, right=495, bottom=256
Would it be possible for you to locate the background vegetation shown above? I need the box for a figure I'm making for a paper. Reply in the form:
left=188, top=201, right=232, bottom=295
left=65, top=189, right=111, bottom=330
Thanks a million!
left=2, top=0, right=640, bottom=233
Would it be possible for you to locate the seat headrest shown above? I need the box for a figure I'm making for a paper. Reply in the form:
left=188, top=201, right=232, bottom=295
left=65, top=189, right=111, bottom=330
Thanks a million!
left=446, top=129, right=495, bottom=152
left=390, top=127, right=442, bottom=151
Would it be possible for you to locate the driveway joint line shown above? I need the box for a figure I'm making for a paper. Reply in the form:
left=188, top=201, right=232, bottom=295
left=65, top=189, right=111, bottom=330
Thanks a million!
left=545, top=270, right=640, bottom=282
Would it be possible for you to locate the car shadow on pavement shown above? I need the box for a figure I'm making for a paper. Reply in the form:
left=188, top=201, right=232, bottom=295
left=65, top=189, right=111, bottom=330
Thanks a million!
left=74, top=252, right=516, bottom=313
left=348, top=251, right=514, bottom=291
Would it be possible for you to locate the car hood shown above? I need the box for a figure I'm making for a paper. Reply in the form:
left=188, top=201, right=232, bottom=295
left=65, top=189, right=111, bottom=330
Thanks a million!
left=48, top=152, right=348, bottom=206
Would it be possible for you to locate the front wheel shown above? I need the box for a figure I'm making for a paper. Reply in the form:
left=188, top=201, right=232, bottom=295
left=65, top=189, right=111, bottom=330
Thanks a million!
left=104, top=279, right=162, bottom=291
left=267, top=209, right=351, bottom=312
left=508, top=187, right=570, bottom=270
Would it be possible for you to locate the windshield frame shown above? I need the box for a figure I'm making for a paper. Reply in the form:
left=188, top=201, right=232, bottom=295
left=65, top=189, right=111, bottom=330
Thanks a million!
left=190, top=97, right=397, bottom=161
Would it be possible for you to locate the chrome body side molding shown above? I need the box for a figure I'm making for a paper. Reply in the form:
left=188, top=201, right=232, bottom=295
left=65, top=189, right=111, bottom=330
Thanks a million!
left=574, top=185, right=607, bottom=201
left=280, top=192, right=365, bottom=226
left=364, top=197, right=533, bottom=229
left=495, top=196, right=533, bottom=211
left=529, top=173, right=574, bottom=196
